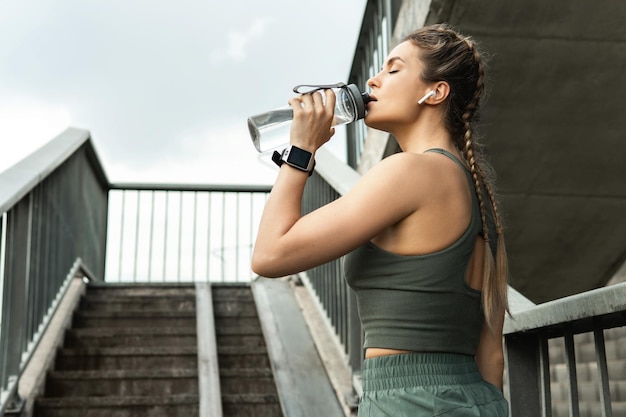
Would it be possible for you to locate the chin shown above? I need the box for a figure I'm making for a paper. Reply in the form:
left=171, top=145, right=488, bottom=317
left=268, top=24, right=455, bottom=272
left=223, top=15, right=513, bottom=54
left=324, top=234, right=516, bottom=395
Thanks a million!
left=364, top=116, right=386, bottom=132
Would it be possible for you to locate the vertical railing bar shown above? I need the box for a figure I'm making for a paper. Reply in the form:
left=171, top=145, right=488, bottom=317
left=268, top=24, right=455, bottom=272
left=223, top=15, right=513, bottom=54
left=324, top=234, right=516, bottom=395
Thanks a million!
left=235, top=193, right=240, bottom=281
left=147, top=191, right=155, bottom=280
left=220, top=193, right=226, bottom=282
left=0, top=211, right=7, bottom=337
left=28, top=188, right=41, bottom=340
left=539, top=336, right=552, bottom=417
left=564, top=332, right=580, bottom=417
left=248, top=193, right=255, bottom=280
left=118, top=191, right=126, bottom=281
left=191, top=191, right=197, bottom=281
left=177, top=191, right=183, bottom=282
left=207, top=192, right=212, bottom=282
left=162, top=192, right=169, bottom=281
left=0, top=211, right=6, bottom=389
left=21, top=193, right=34, bottom=355
left=593, top=326, right=613, bottom=417
left=133, top=191, right=141, bottom=281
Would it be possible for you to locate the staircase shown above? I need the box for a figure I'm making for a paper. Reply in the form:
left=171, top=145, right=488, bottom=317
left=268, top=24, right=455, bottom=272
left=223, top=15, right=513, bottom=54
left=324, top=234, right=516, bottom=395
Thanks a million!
left=32, top=282, right=283, bottom=417
left=34, top=284, right=199, bottom=416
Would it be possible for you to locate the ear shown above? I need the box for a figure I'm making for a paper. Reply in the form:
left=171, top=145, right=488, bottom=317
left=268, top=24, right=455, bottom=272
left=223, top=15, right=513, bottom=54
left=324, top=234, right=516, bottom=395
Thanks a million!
left=421, top=81, right=450, bottom=105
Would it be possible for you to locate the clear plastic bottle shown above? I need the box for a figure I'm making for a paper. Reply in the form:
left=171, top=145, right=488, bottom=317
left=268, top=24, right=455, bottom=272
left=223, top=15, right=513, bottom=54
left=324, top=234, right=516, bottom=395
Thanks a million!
left=247, top=83, right=370, bottom=153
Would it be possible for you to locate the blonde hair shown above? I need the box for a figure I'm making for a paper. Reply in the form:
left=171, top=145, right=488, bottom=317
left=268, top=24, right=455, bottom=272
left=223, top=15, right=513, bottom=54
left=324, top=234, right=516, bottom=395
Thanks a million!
left=404, top=24, right=510, bottom=330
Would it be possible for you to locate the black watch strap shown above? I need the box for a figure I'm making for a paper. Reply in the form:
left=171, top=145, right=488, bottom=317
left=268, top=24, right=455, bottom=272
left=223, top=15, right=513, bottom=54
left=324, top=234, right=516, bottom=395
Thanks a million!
left=272, top=146, right=316, bottom=176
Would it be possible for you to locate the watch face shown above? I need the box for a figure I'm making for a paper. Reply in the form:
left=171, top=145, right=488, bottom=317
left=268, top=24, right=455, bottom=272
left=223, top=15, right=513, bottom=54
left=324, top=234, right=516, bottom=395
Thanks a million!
left=286, top=147, right=312, bottom=169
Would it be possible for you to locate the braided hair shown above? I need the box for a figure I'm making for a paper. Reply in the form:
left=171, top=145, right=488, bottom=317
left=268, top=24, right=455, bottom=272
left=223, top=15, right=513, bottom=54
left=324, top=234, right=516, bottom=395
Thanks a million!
left=403, top=24, right=510, bottom=329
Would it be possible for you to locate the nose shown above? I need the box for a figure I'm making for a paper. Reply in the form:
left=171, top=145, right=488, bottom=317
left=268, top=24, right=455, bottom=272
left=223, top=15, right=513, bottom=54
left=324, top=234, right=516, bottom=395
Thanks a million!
left=367, top=75, right=378, bottom=89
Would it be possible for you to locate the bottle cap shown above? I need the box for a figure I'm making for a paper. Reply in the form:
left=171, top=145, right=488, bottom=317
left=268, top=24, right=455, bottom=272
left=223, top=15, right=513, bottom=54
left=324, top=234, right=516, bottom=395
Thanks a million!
left=346, top=84, right=370, bottom=120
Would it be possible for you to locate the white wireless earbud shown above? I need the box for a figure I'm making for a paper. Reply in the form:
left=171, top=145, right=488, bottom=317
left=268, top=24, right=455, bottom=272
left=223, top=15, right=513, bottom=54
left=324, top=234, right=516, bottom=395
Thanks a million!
left=418, top=90, right=436, bottom=104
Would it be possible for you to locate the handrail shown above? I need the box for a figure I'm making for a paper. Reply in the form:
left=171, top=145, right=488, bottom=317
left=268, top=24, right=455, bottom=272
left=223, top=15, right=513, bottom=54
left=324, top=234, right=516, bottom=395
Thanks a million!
left=0, top=127, right=107, bottom=214
left=0, top=128, right=109, bottom=414
left=505, top=281, right=626, bottom=334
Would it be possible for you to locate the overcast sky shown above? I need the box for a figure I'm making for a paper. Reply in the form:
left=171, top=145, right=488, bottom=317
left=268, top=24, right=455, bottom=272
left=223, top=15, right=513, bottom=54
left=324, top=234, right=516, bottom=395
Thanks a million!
left=0, top=0, right=367, bottom=185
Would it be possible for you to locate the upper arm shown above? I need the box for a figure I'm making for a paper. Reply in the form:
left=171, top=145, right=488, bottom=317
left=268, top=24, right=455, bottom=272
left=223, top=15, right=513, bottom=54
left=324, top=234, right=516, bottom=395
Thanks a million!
left=256, top=153, right=429, bottom=276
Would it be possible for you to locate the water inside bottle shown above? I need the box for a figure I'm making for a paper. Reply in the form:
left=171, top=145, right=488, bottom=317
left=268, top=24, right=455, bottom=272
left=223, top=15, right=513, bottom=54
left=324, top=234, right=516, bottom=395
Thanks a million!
left=248, top=107, right=293, bottom=152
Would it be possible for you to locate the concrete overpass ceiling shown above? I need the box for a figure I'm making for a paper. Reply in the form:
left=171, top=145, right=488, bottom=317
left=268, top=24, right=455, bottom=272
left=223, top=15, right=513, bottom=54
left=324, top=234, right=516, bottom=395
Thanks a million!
left=424, top=0, right=626, bottom=302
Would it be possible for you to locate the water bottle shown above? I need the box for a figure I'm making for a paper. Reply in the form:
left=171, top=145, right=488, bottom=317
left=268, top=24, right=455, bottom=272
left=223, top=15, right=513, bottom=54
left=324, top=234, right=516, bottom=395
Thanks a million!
left=247, top=83, right=371, bottom=153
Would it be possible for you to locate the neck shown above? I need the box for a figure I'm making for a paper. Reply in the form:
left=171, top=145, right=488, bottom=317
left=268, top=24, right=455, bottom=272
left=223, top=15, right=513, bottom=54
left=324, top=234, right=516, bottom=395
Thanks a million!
left=392, top=112, right=455, bottom=154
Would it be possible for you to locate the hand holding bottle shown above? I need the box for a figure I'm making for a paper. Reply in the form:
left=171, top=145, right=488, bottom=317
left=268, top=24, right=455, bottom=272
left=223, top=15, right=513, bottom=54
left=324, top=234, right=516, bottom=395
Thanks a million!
left=287, top=89, right=336, bottom=154
left=247, top=82, right=370, bottom=153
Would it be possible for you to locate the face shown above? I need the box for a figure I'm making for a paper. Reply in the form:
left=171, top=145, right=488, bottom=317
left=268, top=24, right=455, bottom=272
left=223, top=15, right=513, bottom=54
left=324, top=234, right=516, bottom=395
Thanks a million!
left=365, top=41, right=430, bottom=132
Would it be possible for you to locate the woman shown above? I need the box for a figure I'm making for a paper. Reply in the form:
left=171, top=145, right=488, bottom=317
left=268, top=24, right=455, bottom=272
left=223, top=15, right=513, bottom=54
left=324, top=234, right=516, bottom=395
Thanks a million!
left=252, top=23, right=509, bottom=416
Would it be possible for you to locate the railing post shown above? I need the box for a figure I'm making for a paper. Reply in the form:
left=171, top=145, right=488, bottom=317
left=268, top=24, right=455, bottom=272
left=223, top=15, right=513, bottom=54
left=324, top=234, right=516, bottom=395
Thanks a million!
left=504, top=332, right=543, bottom=417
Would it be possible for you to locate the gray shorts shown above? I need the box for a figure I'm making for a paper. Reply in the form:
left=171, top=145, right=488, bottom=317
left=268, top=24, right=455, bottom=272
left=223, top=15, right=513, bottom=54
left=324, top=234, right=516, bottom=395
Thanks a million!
left=359, top=352, right=508, bottom=416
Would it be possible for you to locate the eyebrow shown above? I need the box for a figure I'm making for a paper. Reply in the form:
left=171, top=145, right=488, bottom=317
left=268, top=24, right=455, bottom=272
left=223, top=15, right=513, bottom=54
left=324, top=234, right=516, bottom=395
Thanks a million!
left=381, top=56, right=405, bottom=70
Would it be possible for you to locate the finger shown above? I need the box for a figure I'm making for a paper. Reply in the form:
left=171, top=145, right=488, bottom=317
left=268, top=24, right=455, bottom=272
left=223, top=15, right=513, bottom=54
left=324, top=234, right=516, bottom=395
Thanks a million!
left=288, top=96, right=303, bottom=110
left=324, top=89, right=336, bottom=113
left=311, top=90, right=325, bottom=108
left=300, top=93, right=314, bottom=108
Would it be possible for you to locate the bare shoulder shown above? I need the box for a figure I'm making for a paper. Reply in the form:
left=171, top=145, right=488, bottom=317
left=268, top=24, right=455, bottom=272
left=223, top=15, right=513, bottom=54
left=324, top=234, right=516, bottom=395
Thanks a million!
left=344, top=152, right=444, bottom=214
left=362, top=151, right=451, bottom=189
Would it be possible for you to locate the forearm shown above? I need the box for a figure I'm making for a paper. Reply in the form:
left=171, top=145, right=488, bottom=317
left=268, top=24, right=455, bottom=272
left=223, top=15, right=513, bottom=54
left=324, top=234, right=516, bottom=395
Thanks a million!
left=476, top=351, right=504, bottom=390
left=251, top=164, right=309, bottom=276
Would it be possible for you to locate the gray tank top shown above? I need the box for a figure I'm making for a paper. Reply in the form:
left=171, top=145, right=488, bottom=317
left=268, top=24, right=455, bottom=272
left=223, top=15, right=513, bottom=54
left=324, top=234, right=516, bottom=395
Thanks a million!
left=344, top=148, right=486, bottom=355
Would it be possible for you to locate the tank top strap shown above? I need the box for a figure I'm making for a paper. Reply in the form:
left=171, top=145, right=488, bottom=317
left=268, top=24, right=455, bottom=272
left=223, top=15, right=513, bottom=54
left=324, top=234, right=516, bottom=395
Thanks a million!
left=423, top=148, right=469, bottom=173
left=424, top=148, right=479, bottom=208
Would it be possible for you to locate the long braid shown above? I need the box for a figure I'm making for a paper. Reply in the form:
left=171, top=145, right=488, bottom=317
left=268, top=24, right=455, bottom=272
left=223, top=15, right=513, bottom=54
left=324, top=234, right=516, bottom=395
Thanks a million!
left=460, top=34, right=510, bottom=327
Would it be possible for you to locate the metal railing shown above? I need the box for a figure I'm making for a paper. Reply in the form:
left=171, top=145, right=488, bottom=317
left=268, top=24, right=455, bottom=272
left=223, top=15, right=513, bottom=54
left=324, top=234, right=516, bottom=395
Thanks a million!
left=0, top=128, right=108, bottom=414
left=301, top=149, right=364, bottom=390
left=104, top=184, right=270, bottom=283
left=505, top=283, right=626, bottom=417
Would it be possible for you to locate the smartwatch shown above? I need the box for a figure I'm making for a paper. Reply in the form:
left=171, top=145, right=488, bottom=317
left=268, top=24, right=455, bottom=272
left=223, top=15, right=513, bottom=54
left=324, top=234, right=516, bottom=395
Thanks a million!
left=272, top=145, right=316, bottom=176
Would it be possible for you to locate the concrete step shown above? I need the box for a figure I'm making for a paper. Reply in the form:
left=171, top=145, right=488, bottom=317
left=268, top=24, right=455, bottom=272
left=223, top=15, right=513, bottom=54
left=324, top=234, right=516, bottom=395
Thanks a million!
left=551, top=400, right=626, bottom=417
left=222, top=393, right=282, bottom=417
left=214, top=317, right=263, bottom=335
left=212, top=285, right=255, bottom=301
left=64, top=326, right=197, bottom=348
left=34, top=394, right=199, bottom=417
left=217, top=333, right=266, bottom=347
left=551, top=379, right=626, bottom=402
left=220, top=368, right=278, bottom=394
left=552, top=359, right=626, bottom=383
left=549, top=336, right=626, bottom=363
left=86, top=284, right=196, bottom=298
left=55, top=346, right=197, bottom=371
left=72, top=310, right=196, bottom=328
left=45, top=369, right=198, bottom=397
left=79, top=295, right=196, bottom=312
left=217, top=346, right=272, bottom=369
left=213, top=299, right=258, bottom=317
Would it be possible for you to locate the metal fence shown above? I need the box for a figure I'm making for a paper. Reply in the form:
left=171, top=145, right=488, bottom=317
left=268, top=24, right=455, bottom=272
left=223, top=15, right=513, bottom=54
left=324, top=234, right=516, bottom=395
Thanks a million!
left=505, top=284, right=626, bottom=417
left=301, top=149, right=365, bottom=390
left=0, top=128, right=108, bottom=414
left=104, top=184, right=270, bottom=283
